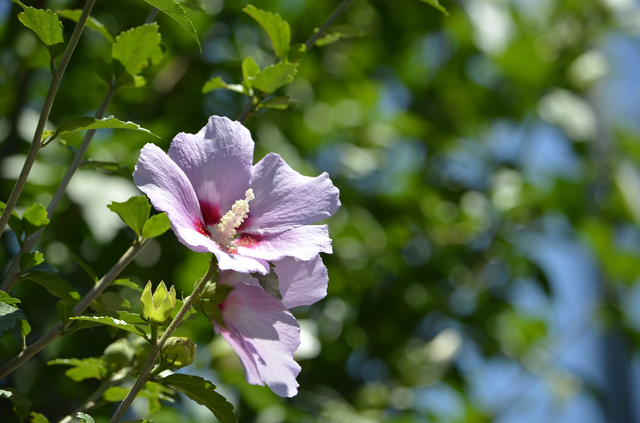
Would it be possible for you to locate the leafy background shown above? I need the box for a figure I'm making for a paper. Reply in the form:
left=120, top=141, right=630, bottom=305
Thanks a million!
left=2, top=0, right=640, bottom=422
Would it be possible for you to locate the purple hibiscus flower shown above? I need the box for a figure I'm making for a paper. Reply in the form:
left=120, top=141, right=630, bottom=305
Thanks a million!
left=133, top=116, right=340, bottom=274
left=215, top=255, right=328, bottom=397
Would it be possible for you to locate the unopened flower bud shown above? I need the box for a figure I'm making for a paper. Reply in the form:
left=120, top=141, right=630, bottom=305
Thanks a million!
left=161, top=337, right=196, bottom=369
left=103, top=338, right=134, bottom=373
left=141, top=281, right=176, bottom=324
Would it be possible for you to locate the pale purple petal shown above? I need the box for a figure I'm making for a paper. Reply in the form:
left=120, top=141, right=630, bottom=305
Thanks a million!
left=215, top=284, right=301, bottom=397
left=215, top=250, right=269, bottom=275
left=168, top=116, right=254, bottom=223
left=219, top=256, right=328, bottom=309
left=241, top=153, right=340, bottom=235
left=236, top=225, right=332, bottom=262
left=133, top=144, right=210, bottom=250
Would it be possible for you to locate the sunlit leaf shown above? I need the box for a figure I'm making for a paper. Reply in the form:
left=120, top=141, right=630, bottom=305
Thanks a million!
left=141, top=0, right=201, bottom=51
left=22, top=204, right=49, bottom=239
left=142, top=213, right=171, bottom=238
left=108, top=196, right=152, bottom=237
left=243, top=5, right=290, bottom=58
left=314, top=25, right=366, bottom=47
left=202, top=76, right=246, bottom=94
left=159, top=374, right=236, bottom=423
left=112, top=24, right=163, bottom=87
left=70, top=313, right=148, bottom=337
left=30, top=412, right=50, bottom=423
left=19, top=251, right=44, bottom=273
left=0, top=291, right=21, bottom=305
left=48, top=116, right=158, bottom=144
left=56, top=9, right=114, bottom=43
left=12, top=0, right=64, bottom=60
left=252, top=63, right=298, bottom=94
left=242, top=56, right=261, bottom=89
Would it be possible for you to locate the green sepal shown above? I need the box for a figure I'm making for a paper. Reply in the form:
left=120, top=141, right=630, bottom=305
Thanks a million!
left=141, top=281, right=176, bottom=324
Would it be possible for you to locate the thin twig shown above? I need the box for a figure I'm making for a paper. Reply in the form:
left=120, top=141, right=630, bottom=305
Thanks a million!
left=0, top=0, right=97, bottom=234
left=304, top=0, right=357, bottom=51
left=108, top=261, right=218, bottom=423
left=0, top=239, right=151, bottom=381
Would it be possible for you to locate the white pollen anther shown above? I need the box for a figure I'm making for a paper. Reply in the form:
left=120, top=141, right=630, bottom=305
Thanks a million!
left=216, top=189, right=254, bottom=239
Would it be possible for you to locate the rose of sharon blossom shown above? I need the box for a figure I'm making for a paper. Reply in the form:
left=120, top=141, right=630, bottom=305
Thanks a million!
left=133, top=116, right=340, bottom=274
left=215, top=255, right=329, bottom=397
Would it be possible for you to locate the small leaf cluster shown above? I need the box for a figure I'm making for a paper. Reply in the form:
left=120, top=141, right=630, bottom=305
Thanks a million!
left=108, top=196, right=171, bottom=242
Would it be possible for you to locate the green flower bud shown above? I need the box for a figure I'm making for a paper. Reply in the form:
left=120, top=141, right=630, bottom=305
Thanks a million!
left=141, top=281, right=176, bottom=324
left=161, top=337, right=196, bottom=369
left=103, top=338, right=134, bottom=373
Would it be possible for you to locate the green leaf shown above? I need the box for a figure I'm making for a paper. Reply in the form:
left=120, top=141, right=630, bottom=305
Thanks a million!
left=12, top=0, right=64, bottom=60
left=0, top=302, right=27, bottom=337
left=141, top=0, right=201, bottom=52
left=74, top=255, right=98, bottom=283
left=251, top=263, right=282, bottom=300
left=142, top=213, right=171, bottom=238
left=160, top=374, right=236, bottom=423
left=91, top=291, right=131, bottom=312
left=30, top=412, right=50, bottom=423
left=242, top=56, right=261, bottom=89
left=252, top=63, right=298, bottom=94
left=112, top=24, right=163, bottom=87
left=22, top=204, right=49, bottom=239
left=202, top=76, right=246, bottom=94
left=19, top=251, right=44, bottom=273
left=56, top=9, right=114, bottom=43
left=113, top=278, right=143, bottom=292
left=418, top=0, right=449, bottom=16
left=48, top=116, right=158, bottom=144
left=287, top=43, right=306, bottom=62
left=108, top=196, right=152, bottom=237
left=76, top=412, right=95, bottom=423
left=56, top=300, right=75, bottom=327
left=0, top=291, right=21, bottom=305
left=0, top=388, right=31, bottom=423
left=70, top=312, right=148, bottom=337
left=259, top=96, right=298, bottom=110
left=48, top=357, right=109, bottom=382
left=103, top=386, right=129, bottom=402
left=19, top=271, right=81, bottom=305
left=0, top=201, right=23, bottom=238
left=18, top=319, right=31, bottom=338
left=243, top=5, right=290, bottom=58
left=314, top=25, right=366, bottom=47
left=80, top=160, right=132, bottom=179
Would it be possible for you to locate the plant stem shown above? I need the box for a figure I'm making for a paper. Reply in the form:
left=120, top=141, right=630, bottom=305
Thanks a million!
left=57, top=368, right=129, bottom=423
left=1, top=88, right=116, bottom=293
left=0, top=239, right=151, bottom=381
left=108, top=260, right=219, bottom=423
left=0, top=0, right=96, bottom=235
left=304, top=0, right=357, bottom=51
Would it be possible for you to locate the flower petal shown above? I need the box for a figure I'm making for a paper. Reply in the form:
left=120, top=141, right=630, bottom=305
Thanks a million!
left=236, top=225, right=332, bottom=263
left=242, top=153, right=340, bottom=235
left=219, top=256, right=328, bottom=309
left=134, top=144, right=210, bottom=250
left=216, top=284, right=301, bottom=397
left=168, top=116, right=254, bottom=218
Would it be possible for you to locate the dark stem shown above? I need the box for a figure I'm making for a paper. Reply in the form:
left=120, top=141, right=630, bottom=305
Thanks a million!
left=304, top=0, right=357, bottom=51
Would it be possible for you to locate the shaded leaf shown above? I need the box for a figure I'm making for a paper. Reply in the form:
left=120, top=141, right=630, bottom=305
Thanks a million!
left=57, top=300, right=75, bottom=327
left=112, top=24, right=163, bottom=86
left=80, top=160, right=132, bottom=179
left=142, top=213, right=171, bottom=238
left=0, top=201, right=23, bottom=238
left=314, top=25, right=366, bottom=47
left=252, top=63, right=298, bottom=94
left=419, top=0, right=449, bottom=16
left=19, top=251, right=44, bottom=273
left=91, top=291, right=131, bottom=312
left=0, top=388, right=31, bottom=423
left=70, top=313, right=148, bottom=337
left=202, top=76, right=246, bottom=94
left=288, top=43, right=306, bottom=62
left=22, top=204, right=49, bottom=238
left=252, top=262, right=282, bottom=300
left=159, top=374, right=236, bottom=423
left=108, top=196, right=151, bottom=237
left=30, top=412, right=50, bottom=423
left=48, top=357, right=108, bottom=382
left=74, top=255, right=98, bottom=283
left=260, top=96, right=298, bottom=110
left=56, top=9, right=114, bottom=43
left=12, top=0, right=64, bottom=60
left=19, top=271, right=80, bottom=305
left=243, top=5, right=290, bottom=58
left=0, top=302, right=26, bottom=337
left=141, top=0, right=201, bottom=51
left=48, top=116, right=158, bottom=144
